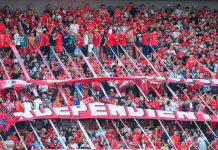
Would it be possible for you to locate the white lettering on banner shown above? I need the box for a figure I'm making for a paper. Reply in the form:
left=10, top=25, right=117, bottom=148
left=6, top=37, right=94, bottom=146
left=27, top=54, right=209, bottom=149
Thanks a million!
left=157, top=110, right=176, bottom=119
left=146, top=109, right=156, bottom=117
left=127, top=107, right=144, bottom=117
left=176, top=111, right=197, bottom=120
left=201, top=114, right=212, bottom=121
left=12, top=104, right=218, bottom=122
left=32, top=108, right=53, bottom=117
left=107, top=104, right=127, bottom=116
left=70, top=105, right=88, bottom=116
left=89, top=103, right=108, bottom=116
left=53, top=107, right=71, bottom=116
left=13, top=112, right=33, bottom=120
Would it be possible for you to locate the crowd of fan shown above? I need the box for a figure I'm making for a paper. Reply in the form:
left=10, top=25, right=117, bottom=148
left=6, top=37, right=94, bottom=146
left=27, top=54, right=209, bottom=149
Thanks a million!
left=0, top=2, right=217, bottom=150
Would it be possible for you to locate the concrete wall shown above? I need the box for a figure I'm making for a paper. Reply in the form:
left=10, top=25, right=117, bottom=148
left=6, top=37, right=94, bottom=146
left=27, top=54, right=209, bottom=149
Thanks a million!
left=0, top=0, right=217, bottom=13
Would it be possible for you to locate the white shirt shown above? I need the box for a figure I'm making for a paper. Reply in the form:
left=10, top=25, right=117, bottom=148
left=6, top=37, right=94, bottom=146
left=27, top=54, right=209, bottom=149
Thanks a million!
left=175, top=24, right=183, bottom=30
left=33, top=98, right=43, bottom=109
left=121, top=26, right=128, bottom=33
left=170, top=101, right=178, bottom=111
left=69, top=143, right=78, bottom=149
left=174, top=73, right=183, bottom=79
left=70, top=23, right=79, bottom=34
left=23, top=102, right=33, bottom=113
left=165, top=101, right=178, bottom=111
left=83, top=35, right=88, bottom=45
left=38, top=85, right=48, bottom=93
left=214, top=63, right=218, bottom=72
left=59, top=136, right=67, bottom=148
left=172, top=31, right=181, bottom=39
left=13, top=33, right=20, bottom=45
left=175, top=9, right=183, bottom=18
left=96, top=130, right=106, bottom=138
left=4, top=140, right=14, bottom=150
left=59, top=136, right=66, bottom=143
left=197, top=136, right=207, bottom=150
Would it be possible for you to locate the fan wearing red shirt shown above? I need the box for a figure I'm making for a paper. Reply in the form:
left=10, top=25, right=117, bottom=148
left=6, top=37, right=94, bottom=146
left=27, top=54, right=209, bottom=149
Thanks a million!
left=0, top=23, right=5, bottom=33
left=25, top=131, right=35, bottom=148
left=93, top=29, right=101, bottom=58
left=118, top=32, right=127, bottom=57
left=186, top=53, right=196, bottom=69
left=210, top=99, right=217, bottom=111
left=150, top=29, right=158, bottom=52
left=49, top=138, right=61, bottom=149
left=114, top=7, right=122, bottom=19
left=4, top=29, right=11, bottom=53
left=9, top=132, right=19, bottom=147
left=106, top=29, right=116, bottom=59
left=178, top=141, right=188, bottom=150
left=41, top=31, right=51, bottom=59
left=171, top=131, right=181, bottom=147
left=14, top=99, right=23, bottom=112
left=54, top=31, right=63, bottom=53
left=77, top=33, right=84, bottom=48
left=149, top=99, right=156, bottom=109
left=211, top=138, right=218, bottom=150
left=155, top=138, right=163, bottom=149
left=0, top=31, right=4, bottom=53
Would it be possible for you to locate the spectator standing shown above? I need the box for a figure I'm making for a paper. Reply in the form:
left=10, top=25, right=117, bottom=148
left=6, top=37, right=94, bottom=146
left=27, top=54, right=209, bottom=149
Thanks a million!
left=88, top=29, right=94, bottom=58
left=83, top=31, right=89, bottom=57
left=197, top=134, right=207, bottom=150
left=4, top=136, right=14, bottom=150
left=93, top=29, right=101, bottom=58
left=54, top=31, right=63, bottom=54
left=142, top=30, right=150, bottom=57
left=13, top=29, right=20, bottom=50
left=19, top=30, right=28, bottom=56
left=33, top=96, right=43, bottom=109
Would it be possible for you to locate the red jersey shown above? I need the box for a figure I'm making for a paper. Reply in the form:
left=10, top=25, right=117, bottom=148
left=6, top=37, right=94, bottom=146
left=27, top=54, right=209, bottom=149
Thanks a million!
left=171, top=135, right=180, bottom=146
left=93, top=33, right=101, bottom=47
left=114, top=9, right=122, bottom=18
left=0, top=34, right=4, bottom=48
left=142, top=33, right=150, bottom=45
left=156, top=140, right=162, bottom=149
left=4, top=33, right=10, bottom=47
left=0, top=23, right=5, bottom=33
left=55, top=33, right=63, bottom=53
left=77, top=35, right=83, bottom=47
left=150, top=32, right=157, bottom=45
left=119, top=34, right=127, bottom=46
left=9, top=135, right=19, bottom=146
left=38, top=34, right=44, bottom=47
left=178, top=144, right=188, bottom=150
left=14, top=101, right=23, bottom=112
left=107, top=34, right=115, bottom=46
left=25, top=132, right=35, bottom=147
left=43, top=33, right=50, bottom=46
left=186, top=58, right=195, bottom=69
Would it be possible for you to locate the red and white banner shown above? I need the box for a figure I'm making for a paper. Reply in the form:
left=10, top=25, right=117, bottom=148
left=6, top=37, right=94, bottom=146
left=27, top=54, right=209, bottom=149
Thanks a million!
left=0, top=76, right=218, bottom=90
left=14, top=103, right=218, bottom=122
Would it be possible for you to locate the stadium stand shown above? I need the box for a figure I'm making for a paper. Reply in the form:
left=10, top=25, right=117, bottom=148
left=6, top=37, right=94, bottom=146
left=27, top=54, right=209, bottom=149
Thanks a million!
left=0, top=1, right=217, bottom=149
